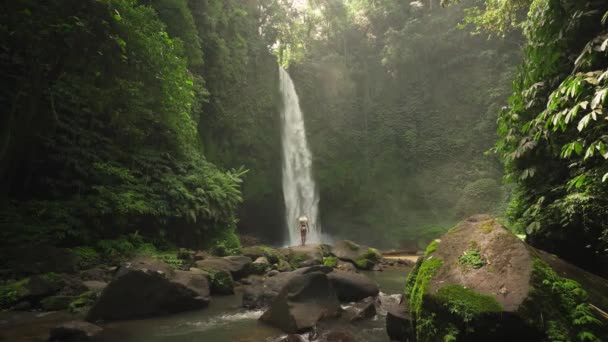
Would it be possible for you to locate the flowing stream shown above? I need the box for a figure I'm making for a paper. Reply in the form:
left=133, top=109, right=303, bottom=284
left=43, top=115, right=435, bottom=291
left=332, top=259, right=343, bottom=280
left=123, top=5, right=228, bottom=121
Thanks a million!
left=279, top=67, right=321, bottom=246
left=0, top=269, right=412, bottom=341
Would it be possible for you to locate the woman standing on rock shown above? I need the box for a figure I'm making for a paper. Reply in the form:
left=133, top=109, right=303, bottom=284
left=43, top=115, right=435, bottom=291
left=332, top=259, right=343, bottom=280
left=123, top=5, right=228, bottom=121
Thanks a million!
left=298, top=215, right=309, bottom=246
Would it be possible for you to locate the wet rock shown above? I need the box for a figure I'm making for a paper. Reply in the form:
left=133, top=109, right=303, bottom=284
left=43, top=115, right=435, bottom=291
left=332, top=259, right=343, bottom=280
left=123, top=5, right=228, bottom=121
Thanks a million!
left=278, top=334, right=306, bottom=342
left=49, top=320, right=102, bottom=341
left=86, top=256, right=210, bottom=321
left=41, top=295, right=75, bottom=311
left=386, top=302, right=414, bottom=342
left=195, top=255, right=253, bottom=280
left=321, top=330, right=357, bottom=342
left=82, top=280, right=107, bottom=292
left=242, top=266, right=333, bottom=309
left=336, top=260, right=357, bottom=273
left=327, top=271, right=379, bottom=302
left=331, top=241, right=381, bottom=270
left=345, top=297, right=377, bottom=322
left=260, top=271, right=341, bottom=333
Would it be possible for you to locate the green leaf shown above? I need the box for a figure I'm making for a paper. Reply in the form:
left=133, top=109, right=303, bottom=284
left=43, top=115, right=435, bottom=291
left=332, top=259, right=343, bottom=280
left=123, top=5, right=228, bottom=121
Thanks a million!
left=577, top=114, right=591, bottom=132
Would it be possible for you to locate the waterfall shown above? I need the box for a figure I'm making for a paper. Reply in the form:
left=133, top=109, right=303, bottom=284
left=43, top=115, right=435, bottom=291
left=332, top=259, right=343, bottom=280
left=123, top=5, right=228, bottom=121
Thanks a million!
left=279, top=67, right=321, bottom=246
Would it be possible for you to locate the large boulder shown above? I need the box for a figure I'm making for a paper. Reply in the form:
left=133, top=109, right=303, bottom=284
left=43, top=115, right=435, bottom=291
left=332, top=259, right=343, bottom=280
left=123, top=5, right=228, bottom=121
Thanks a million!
left=279, top=244, right=331, bottom=268
left=243, top=266, right=333, bottom=309
left=195, top=255, right=253, bottom=280
left=327, top=271, right=379, bottom=302
left=385, top=301, right=414, bottom=342
left=86, top=256, right=210, bottom=321
left=397, top=214, right=607, bottom=342
left=49, top=321, right=102, bottom=341
left=331, top=241, right=381, bottom=270
left=260, top=271, right=341, bottom=333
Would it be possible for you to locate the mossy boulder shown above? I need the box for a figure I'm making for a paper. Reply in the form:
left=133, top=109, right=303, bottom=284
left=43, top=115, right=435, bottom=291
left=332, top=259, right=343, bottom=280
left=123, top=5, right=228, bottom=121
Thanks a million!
left=395, top=214, right=606, bottom=342
left=331, top=240, right=381, bottom=270
left=241, top=246, right=281, bottom=264
left=86, top=256, right=210, bottom=321
left=279, top=244, right=331, bottom=269
left=195, top=255, right=253, bottom=280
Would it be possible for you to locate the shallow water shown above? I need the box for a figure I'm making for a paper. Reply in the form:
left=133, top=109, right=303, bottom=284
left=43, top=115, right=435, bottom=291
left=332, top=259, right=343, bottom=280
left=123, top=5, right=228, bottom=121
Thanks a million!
left=0, top=268, right=410, bottom=342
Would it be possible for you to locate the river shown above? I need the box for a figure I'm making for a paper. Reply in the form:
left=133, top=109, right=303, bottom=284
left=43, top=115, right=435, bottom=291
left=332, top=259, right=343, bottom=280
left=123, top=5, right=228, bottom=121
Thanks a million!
left=0, top=269, right=410, bottom=341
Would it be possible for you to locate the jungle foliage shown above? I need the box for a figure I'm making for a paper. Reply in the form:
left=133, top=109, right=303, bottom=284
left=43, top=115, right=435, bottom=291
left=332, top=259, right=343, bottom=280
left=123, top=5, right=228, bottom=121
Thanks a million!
left=462, top=0, right=608, bottom=271
left=0, top=0, right=283, bottom=251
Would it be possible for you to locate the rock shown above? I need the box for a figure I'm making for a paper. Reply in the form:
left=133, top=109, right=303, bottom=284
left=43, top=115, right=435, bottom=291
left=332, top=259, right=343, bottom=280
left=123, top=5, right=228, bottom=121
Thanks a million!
left=195, top=255, right=253, bottom=280
left=243, top=266, right=334, bottom=309
left=279, top=244, right=331, bottom=269
left=41, top=295, right=74, bottom=311
left=336, top=260, right=357, bottom=272
left=208, top=269, right=234, bottom=295
left=242, top=246, right=281, bottom=264
left=327, top=271, right=379, bottom=302
left=82, top=280, right=107, bottom=293
left=277, top=334, right=306, bottom=342
left=260, top=271, right=341, bottom=333
left=194, top=251, right=207, bottom=261
left=401, top=214, right=605, bottom=341
left=13, top=301, right=31, bottom=311
left=251, top=257, right=271, bottom=274
left=345, top=297, right=377, bottom=322
left=86, top=256, right=210, bottom=321
left=277, top=259, right=292, bottom=272
left=386, top=302, right=414, bottom=342
left=80, top=268, right=111, bottom=282
left=320, top=330, right=357, bottom=342
left=49, top=320, right=102, bottom=341
left=27, top=274, right=64, bottom=298
left=331, top=241, right=381, bottom=270
left=267, top=270, right=279, bottom=277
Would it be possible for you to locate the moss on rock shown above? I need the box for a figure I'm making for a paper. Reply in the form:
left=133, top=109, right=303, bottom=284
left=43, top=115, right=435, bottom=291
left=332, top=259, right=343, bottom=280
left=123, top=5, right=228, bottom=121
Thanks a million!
left=354, top=248, right=381, bottom=270
left=207, top=269, right=234, bottom=295
left=323, top=257, right=338, bottom=268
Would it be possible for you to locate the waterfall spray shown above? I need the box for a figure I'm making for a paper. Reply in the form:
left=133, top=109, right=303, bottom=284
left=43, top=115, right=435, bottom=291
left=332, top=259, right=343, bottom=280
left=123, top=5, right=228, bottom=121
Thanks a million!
left=279, top=67, right=321, bottom=246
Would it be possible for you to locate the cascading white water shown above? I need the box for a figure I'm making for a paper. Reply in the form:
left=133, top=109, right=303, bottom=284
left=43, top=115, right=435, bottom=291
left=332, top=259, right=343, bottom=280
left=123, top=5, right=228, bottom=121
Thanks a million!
left=279, top=67, right=321, bottom=246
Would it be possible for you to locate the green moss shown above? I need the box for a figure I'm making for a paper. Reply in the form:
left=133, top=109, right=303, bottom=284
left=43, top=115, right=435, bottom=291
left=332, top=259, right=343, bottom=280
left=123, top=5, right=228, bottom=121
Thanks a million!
left=404, top=257, right=424, bottom=298
left=40, top=272, right=62, bottom=286
left=288, top=254, right=308, bottom=269
left=353, top=248, right=382, bottom=270
left=71, top=246, right=100, bottom=269
left=416, top=285, right=502, bottom=341
left=457, top=249, right=486, bottom=269
left=408, top=257, right=444, bottom=319
left=68, top=291, right=97, bottom=313
left=323, top=256, right=338, bottom=268
left=259, top=246, right=280, bottom=264
left=424, top=240, right=439, bottom=257
left=434, top=285, right=502, bottom=322
left=206, top=269, right=234, bottom=295
left=480, top=219, right=494, bottom=234
left=518, top=259, right=604, bottom=342
left=249, top=262, right=269, bottom=275
left=0, top=279, right=28, bottom=309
